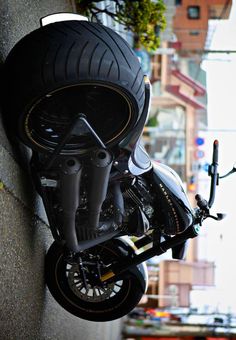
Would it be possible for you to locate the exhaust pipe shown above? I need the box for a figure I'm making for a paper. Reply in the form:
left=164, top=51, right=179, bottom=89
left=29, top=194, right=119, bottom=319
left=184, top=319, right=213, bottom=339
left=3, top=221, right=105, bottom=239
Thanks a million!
left=88, top=149, right=113, bottom=230
left=60, top=157, right=82, bottom=252
left=60, top=149, right=113, bottom=251
left=76, top=178, right=124, bottom=251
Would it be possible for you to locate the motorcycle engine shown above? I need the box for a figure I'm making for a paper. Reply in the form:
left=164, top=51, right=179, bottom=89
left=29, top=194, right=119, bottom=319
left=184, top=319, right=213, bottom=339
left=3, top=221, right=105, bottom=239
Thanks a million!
left=101, top=177, right=155, bottom=236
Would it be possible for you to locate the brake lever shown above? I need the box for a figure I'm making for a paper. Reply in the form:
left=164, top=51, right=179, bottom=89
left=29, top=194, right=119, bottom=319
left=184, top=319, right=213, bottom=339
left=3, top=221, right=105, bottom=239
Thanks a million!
left=205, top=213, right=226, bottom=221
left=194, top=193, right=226, bottom=224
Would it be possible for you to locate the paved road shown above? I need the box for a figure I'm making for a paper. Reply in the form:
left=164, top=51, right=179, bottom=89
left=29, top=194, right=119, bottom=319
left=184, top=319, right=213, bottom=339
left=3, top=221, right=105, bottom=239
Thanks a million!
left=0, top=1, right=122, bottom=339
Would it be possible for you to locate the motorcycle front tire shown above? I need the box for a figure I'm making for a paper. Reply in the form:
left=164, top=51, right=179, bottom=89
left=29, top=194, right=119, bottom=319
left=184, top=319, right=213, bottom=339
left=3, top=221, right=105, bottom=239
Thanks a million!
left=45, top=240, right=145, bottom=322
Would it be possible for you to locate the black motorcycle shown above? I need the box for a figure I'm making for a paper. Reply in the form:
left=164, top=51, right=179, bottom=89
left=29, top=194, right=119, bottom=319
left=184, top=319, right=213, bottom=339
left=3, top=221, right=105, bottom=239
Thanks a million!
left=2, top=14, right=229, bottom=322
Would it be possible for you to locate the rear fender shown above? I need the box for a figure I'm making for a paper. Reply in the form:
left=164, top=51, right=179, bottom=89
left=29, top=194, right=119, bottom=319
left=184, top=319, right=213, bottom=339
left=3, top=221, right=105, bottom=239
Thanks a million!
left=40, top=13, right=88, bottom=27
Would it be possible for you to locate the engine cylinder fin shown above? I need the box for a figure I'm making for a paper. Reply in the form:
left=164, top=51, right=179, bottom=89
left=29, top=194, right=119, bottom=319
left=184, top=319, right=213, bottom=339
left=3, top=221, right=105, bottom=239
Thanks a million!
left=123, top=188, right=143, bottom=207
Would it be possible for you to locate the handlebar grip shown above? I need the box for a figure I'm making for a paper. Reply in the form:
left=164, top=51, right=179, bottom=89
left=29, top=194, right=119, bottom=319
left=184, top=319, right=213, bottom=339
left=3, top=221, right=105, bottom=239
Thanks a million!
left=195, top=194, right=208, bottom=210
left=212, top=139, right=219, bottom=164
left=208, top=140, right=219, bottom=208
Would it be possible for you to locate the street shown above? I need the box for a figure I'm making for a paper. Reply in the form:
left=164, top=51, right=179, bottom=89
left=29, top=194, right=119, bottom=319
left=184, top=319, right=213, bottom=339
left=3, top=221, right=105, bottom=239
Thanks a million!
left=0, top=1, right=122, bottom=339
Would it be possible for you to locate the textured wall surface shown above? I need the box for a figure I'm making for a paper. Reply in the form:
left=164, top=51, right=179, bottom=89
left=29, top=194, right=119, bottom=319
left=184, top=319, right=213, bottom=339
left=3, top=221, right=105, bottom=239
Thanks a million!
left=0, top=1, right=122, bottom=339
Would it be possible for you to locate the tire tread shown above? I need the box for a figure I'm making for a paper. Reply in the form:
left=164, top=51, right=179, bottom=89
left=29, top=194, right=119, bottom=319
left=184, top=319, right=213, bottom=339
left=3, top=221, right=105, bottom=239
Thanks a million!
left=3, top=20, right=145, bottom=151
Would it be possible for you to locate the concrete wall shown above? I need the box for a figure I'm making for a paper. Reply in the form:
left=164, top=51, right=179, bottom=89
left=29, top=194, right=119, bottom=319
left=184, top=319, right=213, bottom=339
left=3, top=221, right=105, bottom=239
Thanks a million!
left=0, top=1, right=122, bottom=339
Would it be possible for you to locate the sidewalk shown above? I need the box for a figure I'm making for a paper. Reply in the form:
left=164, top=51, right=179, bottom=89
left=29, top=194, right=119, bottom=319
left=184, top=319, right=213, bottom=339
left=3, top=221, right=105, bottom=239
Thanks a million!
left=0, top=1, right=122, bottom=339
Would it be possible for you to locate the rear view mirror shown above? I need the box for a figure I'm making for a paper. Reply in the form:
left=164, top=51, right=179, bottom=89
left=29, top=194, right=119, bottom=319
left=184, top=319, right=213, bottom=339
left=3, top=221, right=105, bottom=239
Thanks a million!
left=219, top=162, right=236, bottom=179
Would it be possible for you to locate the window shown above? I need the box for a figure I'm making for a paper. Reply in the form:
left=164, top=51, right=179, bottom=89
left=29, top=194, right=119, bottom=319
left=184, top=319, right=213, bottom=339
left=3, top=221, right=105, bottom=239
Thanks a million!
left=189, top=30, right=200, bottom=36
left=187, top=6, right=200, bottom=19
left=175, top=0, right=182, bottom=5
left=209, top=8, right=218, bottom=19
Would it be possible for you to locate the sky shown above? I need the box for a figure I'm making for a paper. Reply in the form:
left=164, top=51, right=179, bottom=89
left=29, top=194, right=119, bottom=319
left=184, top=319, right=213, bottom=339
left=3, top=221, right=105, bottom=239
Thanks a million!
left=190, top=0, right=236, bottom=312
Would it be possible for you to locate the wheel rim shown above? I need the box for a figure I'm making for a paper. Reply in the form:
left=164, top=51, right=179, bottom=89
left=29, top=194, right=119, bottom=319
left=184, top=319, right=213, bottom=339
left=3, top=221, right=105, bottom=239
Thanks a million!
left=55, top=244, right=131, bottom=309
left=67, top=263, right=123, bottom=303
left=24, top=84, right=133, bottom=153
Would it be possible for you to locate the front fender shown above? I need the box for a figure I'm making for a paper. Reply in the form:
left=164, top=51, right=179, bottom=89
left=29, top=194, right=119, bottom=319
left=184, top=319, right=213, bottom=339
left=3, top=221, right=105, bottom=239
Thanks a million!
left=114, top=236, right=148, bottom=293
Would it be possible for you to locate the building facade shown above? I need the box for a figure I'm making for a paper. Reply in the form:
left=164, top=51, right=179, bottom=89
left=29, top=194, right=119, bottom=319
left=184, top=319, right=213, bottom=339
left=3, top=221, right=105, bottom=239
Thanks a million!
left=173, top=0, right=232, bottom=55
left=141, top=0, right=232, bottom=309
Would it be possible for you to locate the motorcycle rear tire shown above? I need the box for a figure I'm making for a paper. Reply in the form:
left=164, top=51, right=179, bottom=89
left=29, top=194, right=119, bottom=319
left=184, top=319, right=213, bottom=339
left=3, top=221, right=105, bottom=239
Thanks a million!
left=45, top=241, right=145, bottom=322
left=3, top=21, right=145, bottom=154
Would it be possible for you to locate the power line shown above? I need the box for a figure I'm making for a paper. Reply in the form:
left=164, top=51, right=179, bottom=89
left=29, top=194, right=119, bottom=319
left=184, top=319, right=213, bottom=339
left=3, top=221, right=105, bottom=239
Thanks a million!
left=188, top=50, right=236, bottom=55
left=193, top=0, right=232, bottom=80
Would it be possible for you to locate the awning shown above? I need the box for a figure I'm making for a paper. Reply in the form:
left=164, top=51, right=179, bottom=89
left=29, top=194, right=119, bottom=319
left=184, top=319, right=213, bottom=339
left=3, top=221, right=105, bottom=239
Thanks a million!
left=171, top=69, right=206, bottom=96
left=166, top=85, right=206, bottom=110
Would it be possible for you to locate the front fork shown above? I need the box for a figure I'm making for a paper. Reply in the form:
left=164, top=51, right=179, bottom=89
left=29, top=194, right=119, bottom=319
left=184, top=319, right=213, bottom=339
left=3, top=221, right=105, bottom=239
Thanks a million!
left=100, top=224, right=200, bottom=282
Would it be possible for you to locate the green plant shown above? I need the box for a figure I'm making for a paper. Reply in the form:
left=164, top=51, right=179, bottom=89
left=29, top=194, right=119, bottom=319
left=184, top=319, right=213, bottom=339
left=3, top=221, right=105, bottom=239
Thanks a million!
left=75, top=0, right=166, bottom=51
left=147, top=115, right=159, bottom=127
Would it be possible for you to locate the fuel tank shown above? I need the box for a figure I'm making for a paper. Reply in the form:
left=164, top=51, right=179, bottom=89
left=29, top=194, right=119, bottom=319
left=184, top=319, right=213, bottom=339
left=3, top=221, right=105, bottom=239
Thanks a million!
left=151, top=161, right=194, bottom=235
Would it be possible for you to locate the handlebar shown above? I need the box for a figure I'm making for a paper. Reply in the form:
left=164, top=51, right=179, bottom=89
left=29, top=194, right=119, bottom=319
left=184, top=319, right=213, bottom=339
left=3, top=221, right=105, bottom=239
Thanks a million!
left=208, top=140, right=219, bottom=208
left=195, top=140, right=224, bottom=223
